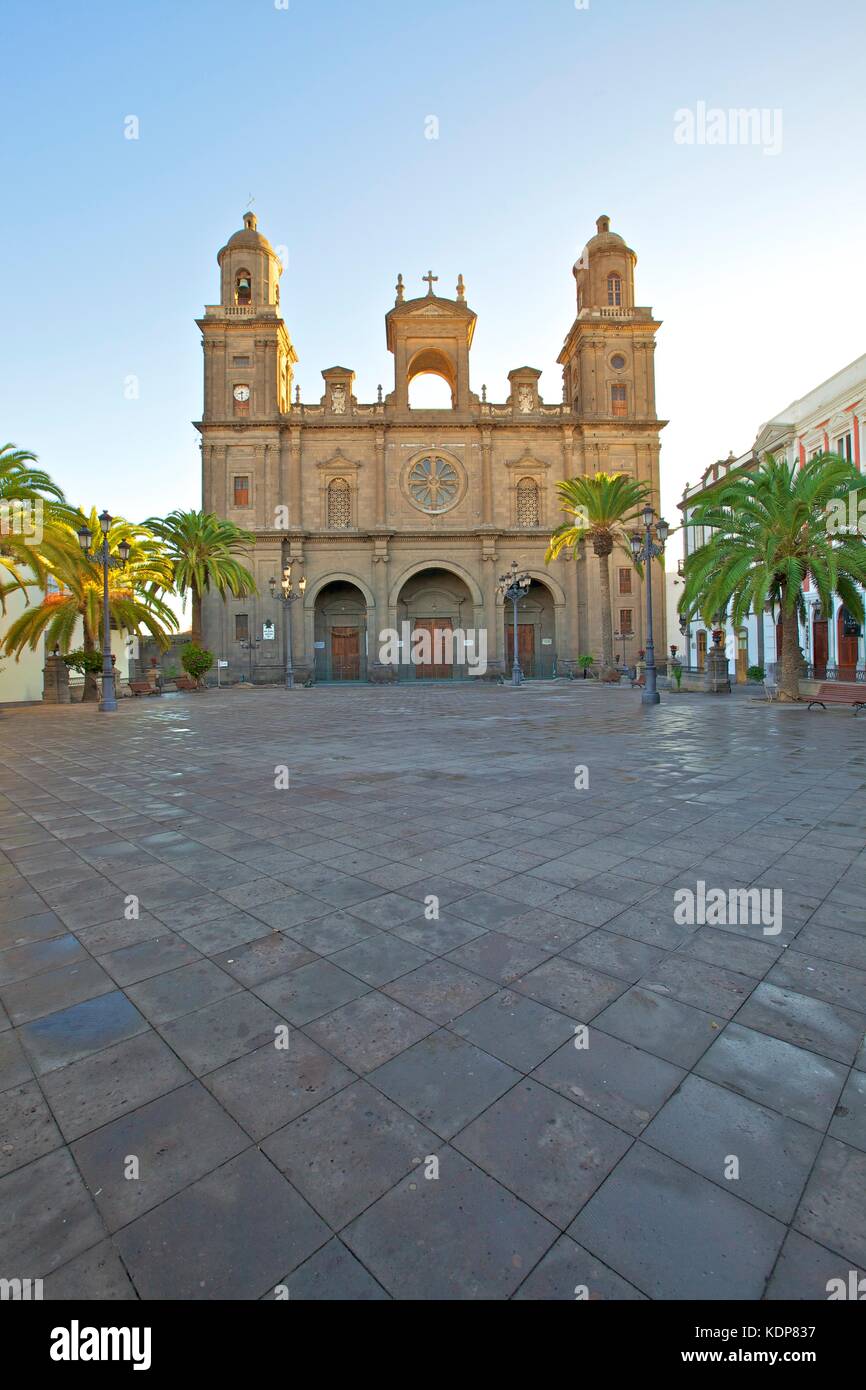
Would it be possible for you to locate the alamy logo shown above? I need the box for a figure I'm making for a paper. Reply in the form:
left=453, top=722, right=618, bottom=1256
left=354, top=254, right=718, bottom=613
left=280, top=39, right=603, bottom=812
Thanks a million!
left=0, top=499, right=43, bottom=546
left=379, top=623, right=488, bottom=676
left=826, top=1271, right=866, bottom=1300
left=674, top=102, right=783, bottom=157
left=50, top=1321, right=152, bottom=1371
left=826, top=491, right=866, bottom=536
left=673, top=881, right=782, bottom=936
left=0, top=1277, right=43, bottom=1300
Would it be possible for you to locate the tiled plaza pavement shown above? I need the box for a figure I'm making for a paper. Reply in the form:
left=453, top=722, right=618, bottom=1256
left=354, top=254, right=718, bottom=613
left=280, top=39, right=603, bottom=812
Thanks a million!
left=1, top=682, right=865, bottom=1301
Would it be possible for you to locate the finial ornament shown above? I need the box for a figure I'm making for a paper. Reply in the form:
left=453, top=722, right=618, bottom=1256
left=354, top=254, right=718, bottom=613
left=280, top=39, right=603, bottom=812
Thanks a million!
left=422, top=270, right=439, bottom=296
left=481, top=384, right=487, bottom=403
left=377, top=384, right=383, bottom=403
left=395, top=274, right=405, bottom=305
left=456, top=274, right=465, bottom=301
left=295, top=385, right=301, bottom=405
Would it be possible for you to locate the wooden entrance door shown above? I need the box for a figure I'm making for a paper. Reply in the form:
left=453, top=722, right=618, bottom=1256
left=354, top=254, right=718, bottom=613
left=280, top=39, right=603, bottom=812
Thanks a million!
left=331, top=627, right=360, bottom=681
left=736, top=630, right=749, bottom=683
left=413, top=619, right=453, bottom=679
left=838, top=609, right=860, bottom=680
left=813, top=618, right=828, bottom=678
left=504, top=621, right=536, bottom=677
left=697, top=630, right=707, bottom=672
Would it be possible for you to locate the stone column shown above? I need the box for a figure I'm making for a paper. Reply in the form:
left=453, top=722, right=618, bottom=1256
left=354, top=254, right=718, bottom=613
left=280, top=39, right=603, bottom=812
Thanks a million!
left=289, top=429, right=303, bottom=529
left=374, top=429, right=386, bottom=527
left=42, top=654, right=70, bottom=705
left=481, top=428, right=493, bottom=526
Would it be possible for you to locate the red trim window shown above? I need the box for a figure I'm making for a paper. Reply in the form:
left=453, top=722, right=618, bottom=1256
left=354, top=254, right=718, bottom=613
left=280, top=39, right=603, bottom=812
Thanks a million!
left=619, top=608, right=634, bottom=635
left=235, top=614, right=249, bottom=642
left=233, top=476, right=250, bottom=508
left=618, top=567, right=633, bottom=595
left=611, top=384, right=627, bottom=417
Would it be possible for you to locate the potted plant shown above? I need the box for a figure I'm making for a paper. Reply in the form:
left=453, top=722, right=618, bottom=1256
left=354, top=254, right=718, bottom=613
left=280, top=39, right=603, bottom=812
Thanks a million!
left=747, top=664, right=766, bottom=684
left=181, top=644, right=215, bottom=689
left=578, top=654, right=595, bottom=679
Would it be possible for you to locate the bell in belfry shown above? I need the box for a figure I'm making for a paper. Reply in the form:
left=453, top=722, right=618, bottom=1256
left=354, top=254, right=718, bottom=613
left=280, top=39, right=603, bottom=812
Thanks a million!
left=237, top=275, right=251, bottom=304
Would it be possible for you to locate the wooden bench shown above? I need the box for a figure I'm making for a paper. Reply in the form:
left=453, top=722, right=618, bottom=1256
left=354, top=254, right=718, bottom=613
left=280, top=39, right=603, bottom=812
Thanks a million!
left=173, top=675, right=199, bottom=692
left=129, top=680, right=159, bottom=697
left=801, top=682, right=866, bottom=714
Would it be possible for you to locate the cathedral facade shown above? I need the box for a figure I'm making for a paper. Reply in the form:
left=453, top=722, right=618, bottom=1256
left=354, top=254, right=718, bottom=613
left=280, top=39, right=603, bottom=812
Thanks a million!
left=196, top=213, right=666, bottom=683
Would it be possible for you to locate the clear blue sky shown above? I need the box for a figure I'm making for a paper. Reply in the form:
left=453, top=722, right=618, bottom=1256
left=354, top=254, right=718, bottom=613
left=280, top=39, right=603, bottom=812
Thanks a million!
left=2, top=0, right=864, bottom=526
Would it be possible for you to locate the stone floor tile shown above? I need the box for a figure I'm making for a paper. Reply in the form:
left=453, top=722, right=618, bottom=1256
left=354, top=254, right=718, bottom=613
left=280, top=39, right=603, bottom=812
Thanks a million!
left=451, top=990, right=578, bottom=1071
left=368, top=1028, right=520, bottom=1139
left=514, top=1234, right=646, bottom=1300
left=305, top=991, right=436, bottom=1073
left=694, top=1021, right=848, bottom=1131
left=532, top=1028, right=684, bottom=1136
left=254, top=959, right=370, bottom=1026
left=514, top=957, right=627, bottom=1021
left=569, top=1142, right=785, bottom=1300
left=115, top=1148, right=329, bottom=1299
left=641, top=1073, right=822, bottom=1221
left=276, top=1238, right=389, bottom=1300
left=342, top=1150, right=557, bottom=1300
left=203, top=1033, right=355, bottom=1139
left=453, top=1079, right=631, bottom=1229
left=264, top=1080, right=439, bottom=1228
left=0, top=1147, right=106, bottom=1277
left=594, top=987, right=722, bottom=1068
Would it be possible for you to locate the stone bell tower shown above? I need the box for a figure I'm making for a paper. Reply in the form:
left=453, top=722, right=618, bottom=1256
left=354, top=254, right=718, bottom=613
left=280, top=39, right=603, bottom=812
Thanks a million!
left=199, top=212, right=296, bottom=426
left=558, top=214, right=659, bottom=425
left=384, top=271, right=478, bottom=414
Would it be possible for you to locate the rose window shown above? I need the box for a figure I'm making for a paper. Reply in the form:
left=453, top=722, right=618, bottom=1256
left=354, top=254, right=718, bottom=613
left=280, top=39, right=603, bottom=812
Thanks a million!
left=407, top=456, right=460, bottom=514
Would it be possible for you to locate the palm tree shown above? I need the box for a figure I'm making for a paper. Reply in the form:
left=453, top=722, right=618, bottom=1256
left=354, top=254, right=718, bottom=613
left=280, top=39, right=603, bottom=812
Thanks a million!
left=3, top=511, right=177, bottom=701
left=144, top=510, right=257, bottom=645
left=679, top=452, right=866, bottom=701
left=546, top=472, right=653, bottom=675
left=0, top=444, right=76, bottom=607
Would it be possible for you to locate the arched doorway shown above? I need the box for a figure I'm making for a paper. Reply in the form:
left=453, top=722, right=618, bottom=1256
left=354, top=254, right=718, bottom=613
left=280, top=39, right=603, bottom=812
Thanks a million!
left=502, top=580, right=557, bottom=679
left=736, top=628, right=749, bottom=683
left=837, top=606, right=861, bottom=681
left=313, top=581, right=369, bottom=681
left=396, top=567, right=475, bottom=680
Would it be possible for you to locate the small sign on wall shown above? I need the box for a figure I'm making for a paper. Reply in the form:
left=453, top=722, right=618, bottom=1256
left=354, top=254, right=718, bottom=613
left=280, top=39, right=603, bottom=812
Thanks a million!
left=314, top=641, right=326, bottom=650
left=262, top=620, right=276, bottom=641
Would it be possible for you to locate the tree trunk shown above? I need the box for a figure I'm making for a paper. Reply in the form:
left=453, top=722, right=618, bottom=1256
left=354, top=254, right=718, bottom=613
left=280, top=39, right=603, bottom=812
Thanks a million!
left=82, top=627, right=99, bottom=703
left=596, top=545, right=615, bottom=674
left=778, top=596, right=802, bottom=701
left=191, top=590, right=203, bottom=647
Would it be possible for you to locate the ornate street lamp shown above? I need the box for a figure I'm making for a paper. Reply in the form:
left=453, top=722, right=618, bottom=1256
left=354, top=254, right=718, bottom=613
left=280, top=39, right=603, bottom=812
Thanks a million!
left=498, top=560, right=531, bottom=686
left=270, top=565, right=307, bottom=689
left=77, top=512, right=131, bottom=713
left=239, top=636, right=260, bottom=684
left=629, top=507, right=669, bottom=706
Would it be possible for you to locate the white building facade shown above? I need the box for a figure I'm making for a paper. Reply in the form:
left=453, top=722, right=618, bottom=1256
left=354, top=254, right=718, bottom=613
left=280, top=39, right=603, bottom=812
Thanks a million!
left=678, top=354, right=866, bottom=682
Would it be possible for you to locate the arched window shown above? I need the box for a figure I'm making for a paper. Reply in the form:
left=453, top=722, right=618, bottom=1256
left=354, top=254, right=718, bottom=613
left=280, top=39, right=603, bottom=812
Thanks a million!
left=607, top=274, right=622, bottom=307
left=516, top=477, right=540, bottom=527
left=236, top=270, right=252, bottom=305
left=327, top=478, right=352, bottom=529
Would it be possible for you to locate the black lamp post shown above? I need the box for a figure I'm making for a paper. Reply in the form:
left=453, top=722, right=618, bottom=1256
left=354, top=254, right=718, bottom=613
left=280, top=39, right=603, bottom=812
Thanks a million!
left=270, top=565, right=307, bottom=689
left=498, top=560, right=531, bottom=686
left=77, top=512, right=130, bottom=713
left=629, top=504, right=669, bottom=707
left=239, top=636, right=260, bottom=684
